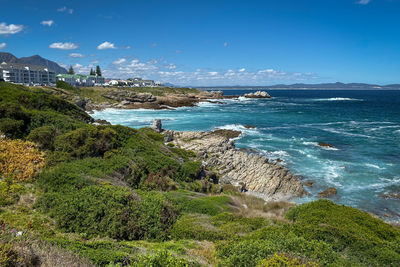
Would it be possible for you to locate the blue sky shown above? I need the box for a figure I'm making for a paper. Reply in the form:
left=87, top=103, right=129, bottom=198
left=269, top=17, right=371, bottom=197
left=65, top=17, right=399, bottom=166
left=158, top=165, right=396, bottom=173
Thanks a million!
left=0, top=0, right=400, bottom=86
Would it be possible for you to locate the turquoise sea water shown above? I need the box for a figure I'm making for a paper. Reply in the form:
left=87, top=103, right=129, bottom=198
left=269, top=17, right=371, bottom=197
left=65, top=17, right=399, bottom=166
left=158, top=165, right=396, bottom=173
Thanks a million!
left=93, top=89, right=400, bottom=221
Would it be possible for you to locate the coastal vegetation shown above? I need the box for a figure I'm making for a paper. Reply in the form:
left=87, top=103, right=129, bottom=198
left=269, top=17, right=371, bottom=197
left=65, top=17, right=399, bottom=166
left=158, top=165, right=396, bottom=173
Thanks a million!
left=0, top=81, right=399, bottom=266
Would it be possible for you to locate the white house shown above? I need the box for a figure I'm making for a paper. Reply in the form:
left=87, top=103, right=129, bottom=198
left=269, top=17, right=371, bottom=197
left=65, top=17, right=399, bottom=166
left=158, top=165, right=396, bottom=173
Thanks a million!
left=56, top=74, right=105, bottom=87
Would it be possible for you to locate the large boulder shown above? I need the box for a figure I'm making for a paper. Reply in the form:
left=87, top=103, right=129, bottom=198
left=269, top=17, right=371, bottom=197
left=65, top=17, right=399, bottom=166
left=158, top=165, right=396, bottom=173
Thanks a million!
left=244, top=91, right=271, bottom=98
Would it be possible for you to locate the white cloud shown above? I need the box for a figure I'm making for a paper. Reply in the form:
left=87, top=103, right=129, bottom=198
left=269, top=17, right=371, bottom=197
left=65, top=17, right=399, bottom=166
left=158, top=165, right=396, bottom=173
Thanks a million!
left=0, top=43, right=6, bottom=50
left=91, top=60, right=100, bottom=64
left=49, top=42, right=78, bottom=50
left=97, top=41, right=116, bottom=50
left=69, top=53, right=84, bottom=58
left=165, top=63, right=176, bottom=70
left=57, top=6, right=73, bottom=14
left=357, top=0, right=371, bottom=4
left=40, top=20, right=54, bottom=26
left=102, top=56, right=318, bottom=86
left=0, top=22, right=24, bottom=35
left=113, top=58, right=126, bottom=65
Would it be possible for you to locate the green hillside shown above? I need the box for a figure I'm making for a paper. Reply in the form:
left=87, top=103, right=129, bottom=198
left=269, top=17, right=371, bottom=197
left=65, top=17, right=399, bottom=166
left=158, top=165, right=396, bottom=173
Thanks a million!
left=0, top=82, right=399, bottom=266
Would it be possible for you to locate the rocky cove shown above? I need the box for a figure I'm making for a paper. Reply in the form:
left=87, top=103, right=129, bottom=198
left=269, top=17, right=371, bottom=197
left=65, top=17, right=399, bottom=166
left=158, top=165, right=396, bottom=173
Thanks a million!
left=152, top=119, right=306, bottom=201
left=83, top=88, right=303, bottom=201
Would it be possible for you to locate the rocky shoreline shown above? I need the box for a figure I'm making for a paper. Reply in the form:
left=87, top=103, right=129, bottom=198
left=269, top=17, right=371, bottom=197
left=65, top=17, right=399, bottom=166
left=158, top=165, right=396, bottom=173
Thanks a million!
left=152, top=121, right=306, bottom=201
left=82, top=90, right=232, bottom=112
left=78, top=89, right=272, bottom=113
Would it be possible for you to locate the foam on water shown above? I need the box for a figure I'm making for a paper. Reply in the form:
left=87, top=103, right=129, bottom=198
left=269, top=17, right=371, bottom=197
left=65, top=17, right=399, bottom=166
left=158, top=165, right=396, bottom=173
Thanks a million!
left=312, top=97, right=363, bottom=101
left=92, top=89, right=400, bottom=221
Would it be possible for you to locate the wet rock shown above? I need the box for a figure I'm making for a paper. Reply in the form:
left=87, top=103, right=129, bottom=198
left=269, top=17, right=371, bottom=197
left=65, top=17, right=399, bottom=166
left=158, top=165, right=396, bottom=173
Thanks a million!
left=276, top=158, right=283, bottom=163
left=93, top=119, right=111, bottom=125
left=318, top=142, right=335, bottom=148
left=244, top=125, right=256, bottom=129
left=381, top=192, right=400, bottom=199
left=244, top=91, right=271, bottom=98
left=318, top=187, right=337, bottom=198
left=151, top=119, right=163, bottom=133
left=212, top=129, right=242, bottom=139
left=304, top=181, right=314, bottom=187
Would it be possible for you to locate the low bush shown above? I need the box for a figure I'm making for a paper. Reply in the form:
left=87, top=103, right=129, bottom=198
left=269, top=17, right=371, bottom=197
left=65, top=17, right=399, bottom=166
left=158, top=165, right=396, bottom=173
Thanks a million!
left=256, top=253, right=318, bottom=267
left=171, top=214, right=227, bottom=241
left=56, top=80, right=78, bottom=93
left=0, top=179, right=26, bottom=206
left=133, top=250, right=199, bottom=267
left=0, top=242, right=22, bottom=267
left=0, top=138, right=45, bottom=181
left=26, top=125, right=57, bottom=150
left=54, top=125, right=120, bottom=158
left=166, top=192, right=231, bottom=216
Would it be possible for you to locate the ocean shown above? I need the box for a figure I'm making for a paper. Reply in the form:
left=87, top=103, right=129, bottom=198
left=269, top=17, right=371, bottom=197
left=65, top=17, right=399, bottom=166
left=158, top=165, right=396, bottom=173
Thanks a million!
left=92, top=89, right=400, bottom=222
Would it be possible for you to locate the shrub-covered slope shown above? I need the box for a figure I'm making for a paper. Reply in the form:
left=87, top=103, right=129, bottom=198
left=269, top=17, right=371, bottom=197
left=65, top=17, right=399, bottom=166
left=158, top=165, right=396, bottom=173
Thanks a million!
left=0, top=82, right=399, bottom=266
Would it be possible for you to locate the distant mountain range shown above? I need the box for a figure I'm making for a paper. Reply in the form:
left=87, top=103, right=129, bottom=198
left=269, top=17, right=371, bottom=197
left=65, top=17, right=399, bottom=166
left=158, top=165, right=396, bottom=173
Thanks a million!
left=0, top=52, right=67, bottom=74
left=197, top=82, right=400, bottom=90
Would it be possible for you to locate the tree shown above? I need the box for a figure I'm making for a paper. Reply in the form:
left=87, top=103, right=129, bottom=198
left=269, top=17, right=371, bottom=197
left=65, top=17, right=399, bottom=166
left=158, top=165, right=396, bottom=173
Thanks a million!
left=68, top=66, right=75, bottom=75
left=96, top=65, right=102, bottom=77
left=89, top=68, right=95, bottom=76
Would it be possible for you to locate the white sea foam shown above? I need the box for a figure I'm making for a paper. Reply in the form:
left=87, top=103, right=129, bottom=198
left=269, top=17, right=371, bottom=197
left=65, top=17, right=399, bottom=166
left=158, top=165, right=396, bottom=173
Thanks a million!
left=267, top=150, right=290, bottom=158
left=365, top=163, right=385, bottom=170
left=321, top=127, right=373, bottom=139
left=197, top=101, right=220, bottom=108
left=303, top=141, right=319, bottom=146
left=216, top=124, right=260, bottom=136
left=312, top=97, right=363, bottom=101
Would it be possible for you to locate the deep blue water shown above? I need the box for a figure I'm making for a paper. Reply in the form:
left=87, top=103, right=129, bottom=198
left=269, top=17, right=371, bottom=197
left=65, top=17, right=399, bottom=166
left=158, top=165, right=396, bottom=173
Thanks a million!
left=93, top=90, right=400, bottom=221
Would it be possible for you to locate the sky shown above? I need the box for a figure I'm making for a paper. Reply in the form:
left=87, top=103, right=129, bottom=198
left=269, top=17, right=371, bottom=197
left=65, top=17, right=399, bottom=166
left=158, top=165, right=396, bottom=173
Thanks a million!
left=0, top=0, right=400, bottom=86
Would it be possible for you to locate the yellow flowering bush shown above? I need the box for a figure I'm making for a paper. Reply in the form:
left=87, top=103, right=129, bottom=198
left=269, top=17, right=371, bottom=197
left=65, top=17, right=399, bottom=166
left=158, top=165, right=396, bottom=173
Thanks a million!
left=0, top=138, right=45, bottom=181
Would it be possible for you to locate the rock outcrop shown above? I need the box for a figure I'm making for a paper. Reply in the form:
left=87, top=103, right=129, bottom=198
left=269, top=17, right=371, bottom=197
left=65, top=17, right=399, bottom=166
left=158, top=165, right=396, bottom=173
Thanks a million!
left=151, top=119, right=163, bottom=133
left=102, top=90, right=156, bottom=103
left=244, top=91, right=271, bottom=98
left=171, top=129, right=305, bottom=200
left=318, top=142, right=335, bottom=149
left=318, top=187, right=337, bottom=198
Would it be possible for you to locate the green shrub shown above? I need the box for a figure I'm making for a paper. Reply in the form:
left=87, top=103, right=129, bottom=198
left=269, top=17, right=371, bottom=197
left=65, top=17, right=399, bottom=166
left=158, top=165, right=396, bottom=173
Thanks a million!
left=166, top=192, right=231, bottom=216
left=56, top=80, right=77, bottom=92
left=0, top=179, right=26, bottom=206
left=0, top=242, right=21, bottom=267
left=285, top=200, right=400, bottom=265
left=256, top=253, right=318, bottom=267
left=133, top=250, right=199, bottom=267
left=171, top=214, right=227, bottom=241
left=54, top=125, right=120, bottom=158
left=37, top=167, right=178, bottom=241
left=26, top=125, right=57, bottom=150
left=27, top=110, right=84, bottom=134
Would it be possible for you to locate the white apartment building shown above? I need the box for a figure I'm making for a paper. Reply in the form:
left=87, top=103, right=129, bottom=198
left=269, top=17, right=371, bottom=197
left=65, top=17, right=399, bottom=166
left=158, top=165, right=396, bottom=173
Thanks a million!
left=0, top=62, right=56, bottom=85
left=56, top=74, right=105, bottom=87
